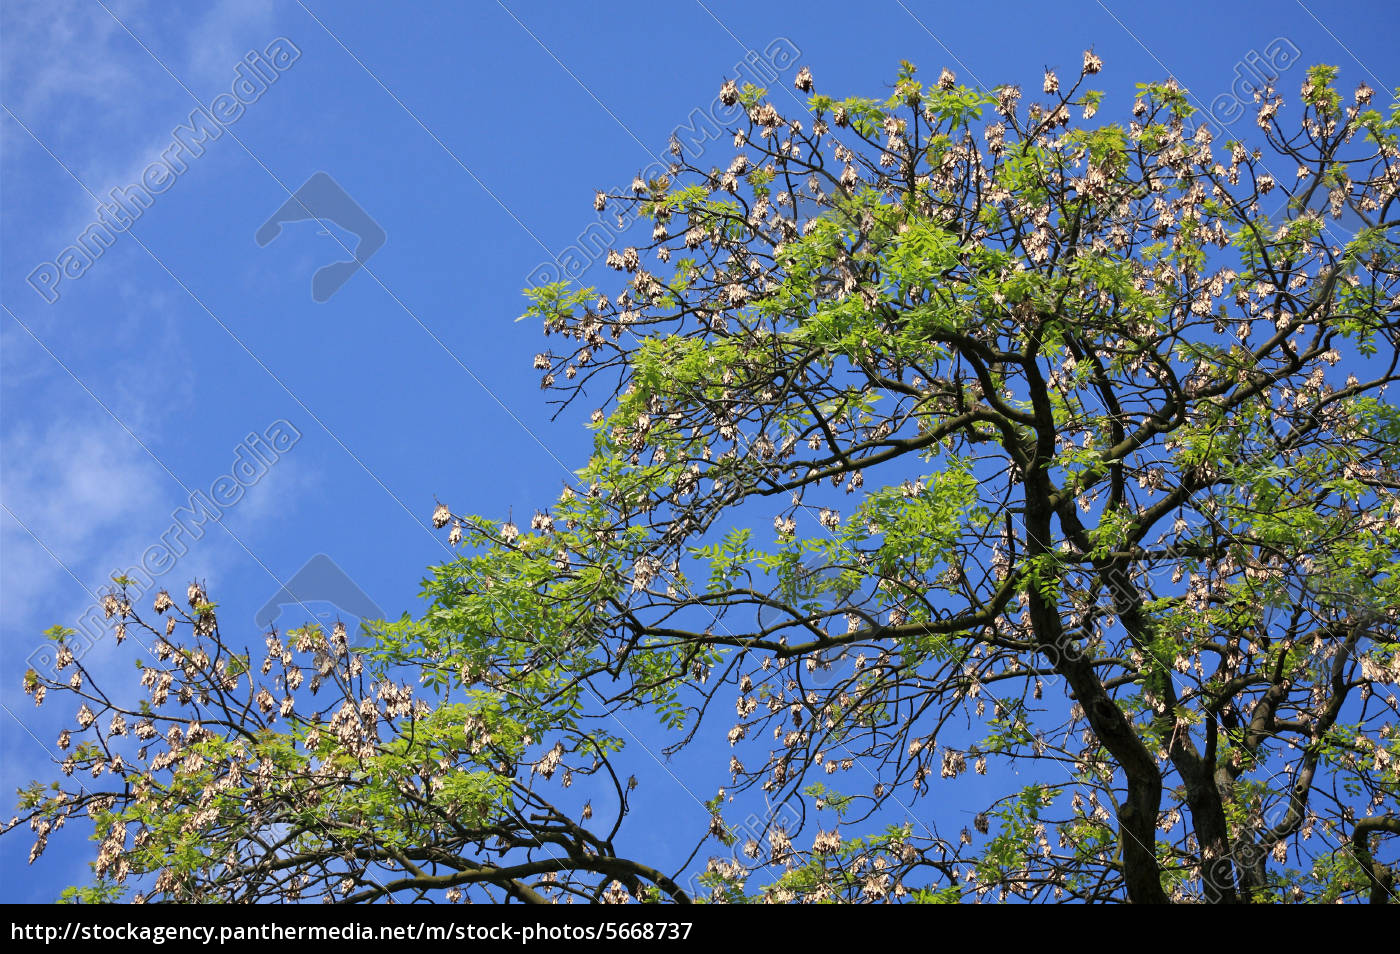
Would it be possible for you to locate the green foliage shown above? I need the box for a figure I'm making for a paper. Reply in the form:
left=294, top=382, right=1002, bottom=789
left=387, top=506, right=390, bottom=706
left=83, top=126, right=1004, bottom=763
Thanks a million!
left=11, top=57, right=1400, bottom=907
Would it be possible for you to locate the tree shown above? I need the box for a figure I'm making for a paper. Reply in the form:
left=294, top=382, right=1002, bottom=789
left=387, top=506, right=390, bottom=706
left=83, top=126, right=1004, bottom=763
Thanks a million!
left=10, top=55, right=1400, bottom=904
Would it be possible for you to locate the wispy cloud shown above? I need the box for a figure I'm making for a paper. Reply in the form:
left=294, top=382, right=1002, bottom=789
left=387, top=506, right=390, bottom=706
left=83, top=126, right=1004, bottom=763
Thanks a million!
left=3, top=0, right=283, bottom=254
left=0, top=0, right=138, bottom=123
left=182, top=0, right=277, bottom=88
left=1, top=414, right=169, bottom=617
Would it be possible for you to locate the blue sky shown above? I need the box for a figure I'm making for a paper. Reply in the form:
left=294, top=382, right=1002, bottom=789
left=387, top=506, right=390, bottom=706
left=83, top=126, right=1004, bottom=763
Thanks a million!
left=1, top=0, right=1396, bottom=902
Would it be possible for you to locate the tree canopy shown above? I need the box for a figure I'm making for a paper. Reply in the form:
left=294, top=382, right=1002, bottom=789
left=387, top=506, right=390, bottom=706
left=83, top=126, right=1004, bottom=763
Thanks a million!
left=11, top=55, right=1400, bottom=904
